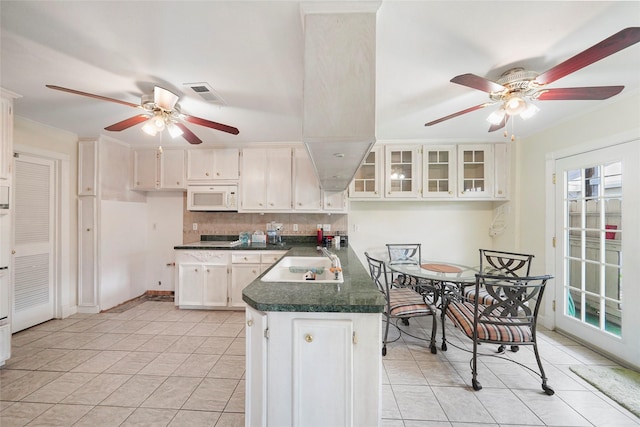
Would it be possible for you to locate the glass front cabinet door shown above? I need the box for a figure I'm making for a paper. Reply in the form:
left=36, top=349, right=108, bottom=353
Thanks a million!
left=384, top=145, right=421, bottom=198
left=457, top=144, right=493, bottom=198
left=349, top=146, right=381, bottom=198
left=422, top=145, right=456, bottom=198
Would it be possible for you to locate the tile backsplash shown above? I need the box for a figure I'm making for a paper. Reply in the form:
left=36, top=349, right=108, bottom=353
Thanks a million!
left=182, top=194, right=347, bottom=243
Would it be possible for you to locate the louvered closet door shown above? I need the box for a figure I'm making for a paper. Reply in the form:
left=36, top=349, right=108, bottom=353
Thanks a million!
left=12, top=155, right=55, bottom=332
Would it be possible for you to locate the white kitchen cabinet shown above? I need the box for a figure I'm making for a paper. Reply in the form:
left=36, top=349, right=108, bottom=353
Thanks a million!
left=349, top=146, right=381, bottom=198
left=133, top=148, right=186, bottom=191
left=457, top=144, right=494, bottom=199
left=77, top=196, right=98, bottom=312
left=292, top=147, right=322, bottom=211
left=422, top=145, right=457, bottom=198
left=246, top=310, right=381, bottom=426
left=78, top=139, right=98, bottom=196
left=323, top=190, right=348, bottom=212
left=240, top=147, right=292, bottom=211
left=384, top=145, right=421, bottom=198
left=230, top=252, right=262, bottom=308
left=176, top=251, right=229, bottom=308
left=0, top=89, right=19, bottom=181
left=186, top=148, right=239, bottom=182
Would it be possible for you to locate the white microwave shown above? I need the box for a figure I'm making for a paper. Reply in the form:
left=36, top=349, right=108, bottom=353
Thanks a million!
left=187, top=185, right=238, bottom=211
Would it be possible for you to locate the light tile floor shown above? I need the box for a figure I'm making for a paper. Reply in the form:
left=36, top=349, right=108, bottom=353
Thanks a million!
left=0, top=301, right=638, bottom=426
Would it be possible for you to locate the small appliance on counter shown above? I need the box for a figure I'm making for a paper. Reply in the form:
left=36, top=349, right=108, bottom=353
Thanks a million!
left=252, top=231, right=266, bottom=244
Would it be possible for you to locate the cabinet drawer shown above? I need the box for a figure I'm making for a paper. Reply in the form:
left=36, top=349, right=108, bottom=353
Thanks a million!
left=261, top=251, right=286, bottom=265
left=176, top=251, right=229, bottom=264
left=232, top=252, right=261, bottom=264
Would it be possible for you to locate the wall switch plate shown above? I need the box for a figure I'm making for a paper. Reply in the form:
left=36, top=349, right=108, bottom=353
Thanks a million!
left=323, top=224, right=331, bottom=232
left=293, top=224, right=298, bottom=231
left=192, top=223, right=198, bottom=230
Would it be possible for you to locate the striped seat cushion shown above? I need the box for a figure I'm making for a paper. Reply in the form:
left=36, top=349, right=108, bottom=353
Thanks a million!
left=445, top=300, right=532, bottom=343
left=464, top=286, right=499, bottom=306
left=388, top=288, right=434, bottom=317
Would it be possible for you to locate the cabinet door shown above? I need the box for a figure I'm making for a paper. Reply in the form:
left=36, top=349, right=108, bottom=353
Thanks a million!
left=384, top=145, right=420, bottom=198
left=323, top=190, right=347, bottom=212
left=457, top=144, right=493, bottom=198
left=0, top=94, right=14, bottom=181
left=178, top=264, right=204, bottom=306
left=246, top=306, right=268, bottom=427
left=78, top=140, right=98, bottom=195
left=212, top=148, right=239, bottom=180
left=186, top=149, right=215, bottom=181
left=349, top=146, right=381, bottom=198
left=160, top=148, right=186, bottom=189
left=265, top=147, right=292, bottom=210
left=292, top=318, right=354, bottom=427
left=78, top=197, right=98, bottom=309
left=203, top=264, right=229, bottom=307
left=241, top=148, right=268, bottom=210
left=230, top=264, right=261, bottom=308
left=133, top=149, right=158, bottom=190
left=293, top=147, right=321, bottom=211
left=422, top=145, right=456, bottom=198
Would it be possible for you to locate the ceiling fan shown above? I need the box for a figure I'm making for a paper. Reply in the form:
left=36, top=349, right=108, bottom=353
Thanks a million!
left=425, top=27, right=640, bottom=136
left=46, top=85, right=239, bottom=144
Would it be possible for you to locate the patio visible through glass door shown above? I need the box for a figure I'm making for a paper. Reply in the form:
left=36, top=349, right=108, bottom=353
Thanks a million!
left=554, top=141, right=640, bottom=368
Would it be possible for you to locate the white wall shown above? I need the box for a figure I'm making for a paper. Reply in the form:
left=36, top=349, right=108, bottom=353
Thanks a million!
left=145, top=192, right=184, bottom=292
left=348, top=200, right=496, bottom=266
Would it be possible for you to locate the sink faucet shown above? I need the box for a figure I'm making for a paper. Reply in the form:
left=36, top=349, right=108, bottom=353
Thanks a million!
left=321, top=248, right=341, bottom=279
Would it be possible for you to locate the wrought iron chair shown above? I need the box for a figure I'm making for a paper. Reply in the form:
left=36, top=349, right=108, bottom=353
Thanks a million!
left=464, top=249, right=535, bottom=352
left=365, top=252, right=438, bottom=356
left=444, top=273, right=554, bottom=395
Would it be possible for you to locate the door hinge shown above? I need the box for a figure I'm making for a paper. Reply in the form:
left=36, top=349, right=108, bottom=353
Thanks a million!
left=352, top=331, right=357, bottom=345
left=552, top=173, right=556, bottom=184
left=264, top=327, right=269, bottom=339
left=552, top=236, right=556, bottom=248
left=552, top=300, right=556, bottom=312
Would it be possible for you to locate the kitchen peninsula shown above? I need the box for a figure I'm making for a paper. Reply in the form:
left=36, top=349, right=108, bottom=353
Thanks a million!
left=175, top=238, right=384, bottom=426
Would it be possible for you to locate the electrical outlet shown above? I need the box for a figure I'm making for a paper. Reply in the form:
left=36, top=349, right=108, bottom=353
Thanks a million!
left=353, top=224, right=359, bottom=232
left=293, top=224, right=298, bottom=232
left=323, top=224, right=331, bottom=232
left=192, top=223, right=198, bottom=231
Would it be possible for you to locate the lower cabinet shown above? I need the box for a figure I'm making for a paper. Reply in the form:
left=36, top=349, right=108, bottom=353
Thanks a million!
left=176, top=250, right=286, bottom=309
left=245, top=307, right=381, bottom=427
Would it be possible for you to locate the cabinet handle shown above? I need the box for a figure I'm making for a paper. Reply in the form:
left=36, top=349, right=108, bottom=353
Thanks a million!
left=448, top=191, right=453, bottom=195
left=247, top=319, right=254, bottom=327
left=305, top=334, right=313, bottom=343
left=86, top=228, right=91, bottom=232
left=86, top=187, right=92, bottom=191
left=216, top=172, right=220, bottom=176
left=177, top=181, right=180, bottom=185
left=205, top=172, right=209, bottom=176
left=195, top=268, right=198, bottom=273
left=206, top=269, right=210, bottom=273
left=244, top=257, right=248, bottom=261
left=252, top=269, right=257, bottom=274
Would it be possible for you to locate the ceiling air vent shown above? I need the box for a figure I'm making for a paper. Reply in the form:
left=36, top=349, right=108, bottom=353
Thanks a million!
left=183, top=82, right=225, bottom=105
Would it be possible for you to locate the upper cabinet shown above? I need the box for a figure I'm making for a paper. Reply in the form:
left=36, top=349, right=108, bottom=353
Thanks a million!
left=0, top=89, right=19, bottom=182
left=240, top=147, right=292, bottom=211
left=78, top=139, right=98, bottom=196
left=132, top=148, right=186, bottom=191
left=384, top=145, right=421, bottom=198
left=349, top=146, right=381, bottom=199
left=186, top=148, right=239, bottom=182
left=350, top=143, right=509, bottom=201
left=292, top=147, right=322, bottom=211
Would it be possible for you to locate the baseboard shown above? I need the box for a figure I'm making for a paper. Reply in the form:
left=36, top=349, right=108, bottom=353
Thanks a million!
left=145, top=290, right=174, bottom=297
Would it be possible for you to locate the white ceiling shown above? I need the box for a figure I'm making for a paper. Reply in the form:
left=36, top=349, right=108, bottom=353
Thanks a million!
left=1, top=1, right=639, bottom=149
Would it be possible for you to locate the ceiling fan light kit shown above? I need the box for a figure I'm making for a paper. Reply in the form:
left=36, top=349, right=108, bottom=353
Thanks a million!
left=46, top=84, right=239, bottom=145
left=425, top=27, right=640, bottom=138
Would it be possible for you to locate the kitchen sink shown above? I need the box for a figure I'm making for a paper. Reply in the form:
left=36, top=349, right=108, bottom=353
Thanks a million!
left=261, top=256, right=343, bottom=283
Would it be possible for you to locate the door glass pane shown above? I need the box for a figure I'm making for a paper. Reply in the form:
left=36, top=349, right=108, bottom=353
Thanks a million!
left=563, top=161, right=622, bottom=337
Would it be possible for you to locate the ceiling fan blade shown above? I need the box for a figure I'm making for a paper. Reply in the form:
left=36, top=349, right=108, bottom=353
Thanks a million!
left=535, top=27, right=640, bottom=85
left=104, top=114, right=149, bottom=131
left=154, top=86, right=180, bottom=110
left=175, top=123, right=202, bottom=144
left=425, top=103, right=493, bottom=127
left=450, top=74, right=506, bottom=93
left=536, top=86, right=624, bottom=100
left=183, top=115, right=240, bottom=135
left=488, top=115, right=509, bottom=132
left=46, top=84, right=140, bottom=109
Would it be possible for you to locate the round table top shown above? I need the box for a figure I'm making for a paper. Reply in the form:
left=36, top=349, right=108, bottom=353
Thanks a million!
left=388, top=261, right=480, bottom=284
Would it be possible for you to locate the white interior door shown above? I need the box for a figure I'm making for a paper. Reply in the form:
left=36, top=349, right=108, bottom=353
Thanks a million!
left=554, top=141, right=640, bottom=368
left=12, top=154, right=55, bottom=332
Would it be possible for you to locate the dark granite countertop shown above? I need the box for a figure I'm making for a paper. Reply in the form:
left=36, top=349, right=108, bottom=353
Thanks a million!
left=242, top=245, right=384, bottom=314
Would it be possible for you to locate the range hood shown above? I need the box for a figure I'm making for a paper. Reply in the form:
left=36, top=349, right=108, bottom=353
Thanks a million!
left=301, top=3, right=380, bottom=192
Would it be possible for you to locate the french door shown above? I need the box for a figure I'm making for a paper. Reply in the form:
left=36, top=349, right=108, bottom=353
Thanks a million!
left=554, top=141, right=640, bottom=367
left=12, top=154, right=55, bottom=332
